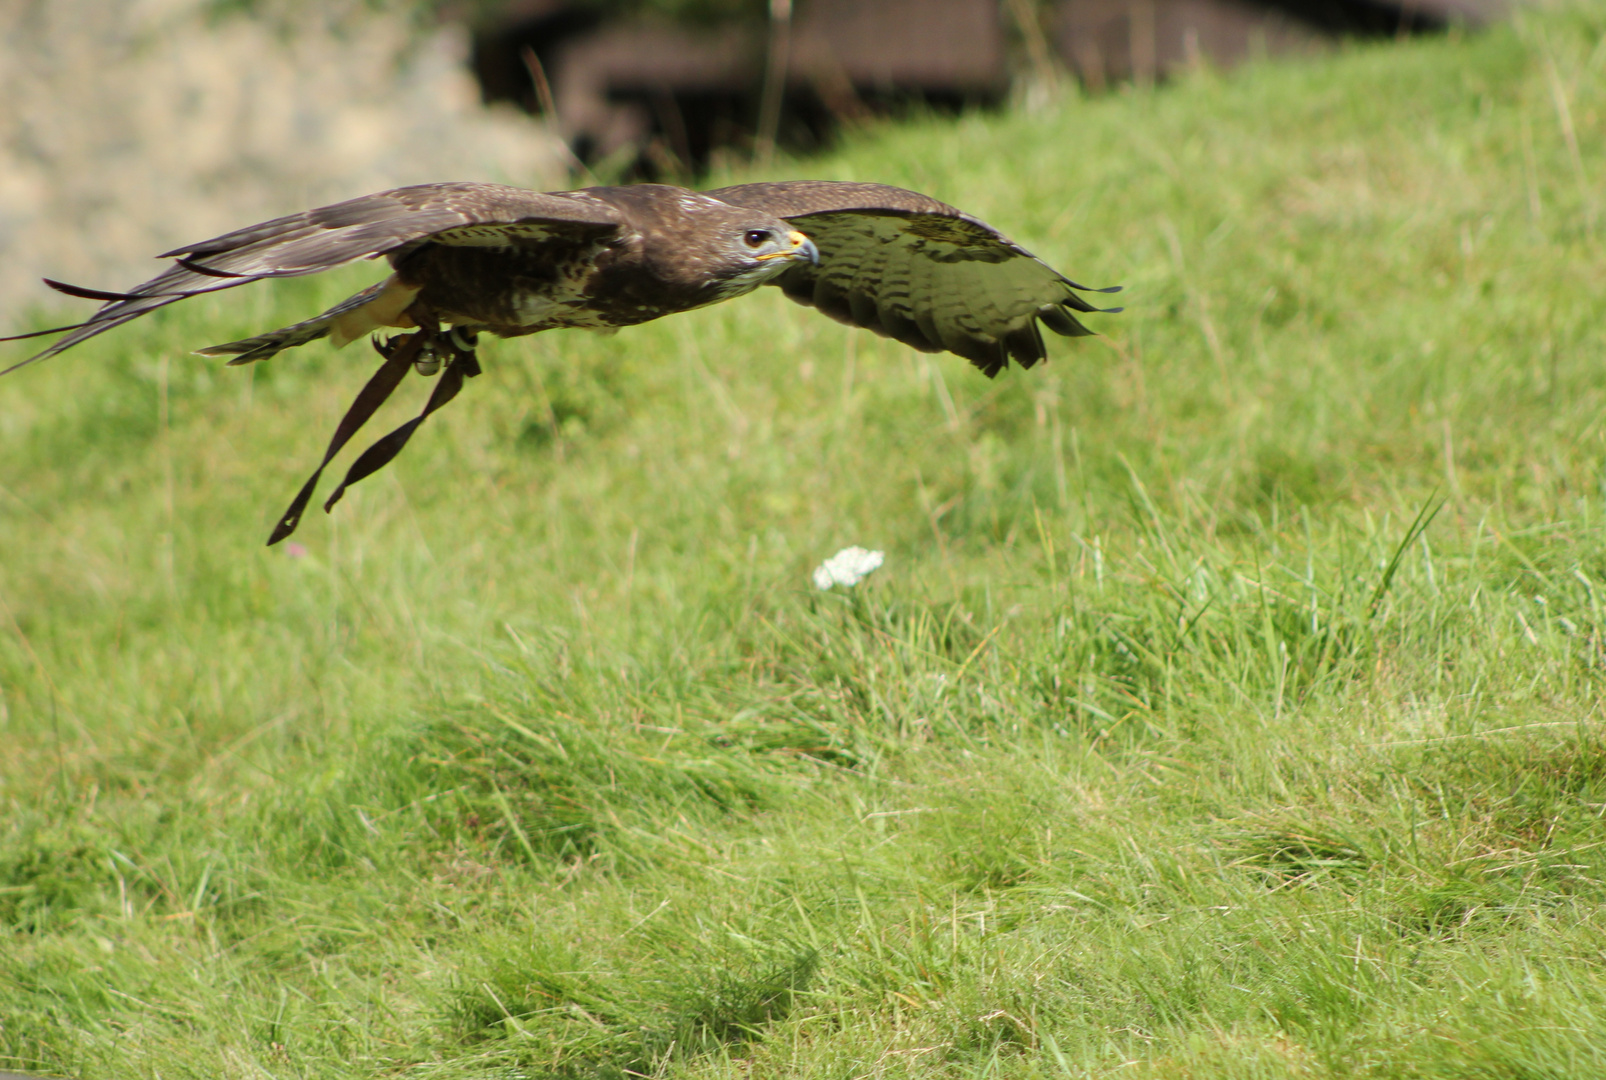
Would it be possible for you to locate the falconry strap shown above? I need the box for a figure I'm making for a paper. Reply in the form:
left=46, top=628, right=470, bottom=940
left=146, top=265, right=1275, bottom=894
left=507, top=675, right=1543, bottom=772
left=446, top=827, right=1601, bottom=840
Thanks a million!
left=267, top=330, right=480, bottom=545
left=321, top=342, right=480, bottom=518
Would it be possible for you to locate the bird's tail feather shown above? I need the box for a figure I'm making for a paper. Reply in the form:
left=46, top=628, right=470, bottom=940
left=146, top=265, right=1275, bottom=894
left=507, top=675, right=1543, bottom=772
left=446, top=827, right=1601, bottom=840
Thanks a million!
left=197, top=281, right=391, bottom=365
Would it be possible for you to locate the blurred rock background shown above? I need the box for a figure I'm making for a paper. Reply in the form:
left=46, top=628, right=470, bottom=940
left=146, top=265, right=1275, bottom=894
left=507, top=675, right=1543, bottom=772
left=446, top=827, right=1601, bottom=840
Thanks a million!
left=0, top=0, right=565, bottom=325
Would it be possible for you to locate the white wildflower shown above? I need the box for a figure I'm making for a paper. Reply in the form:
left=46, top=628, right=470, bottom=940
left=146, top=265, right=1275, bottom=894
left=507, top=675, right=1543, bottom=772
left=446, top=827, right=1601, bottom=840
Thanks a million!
left=812, top=546, right=885, bottom=590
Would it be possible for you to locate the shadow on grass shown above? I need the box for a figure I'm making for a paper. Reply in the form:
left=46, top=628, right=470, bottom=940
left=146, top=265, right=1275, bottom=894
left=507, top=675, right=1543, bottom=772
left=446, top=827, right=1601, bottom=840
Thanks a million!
left=451, top=943, right=819, bottom=1078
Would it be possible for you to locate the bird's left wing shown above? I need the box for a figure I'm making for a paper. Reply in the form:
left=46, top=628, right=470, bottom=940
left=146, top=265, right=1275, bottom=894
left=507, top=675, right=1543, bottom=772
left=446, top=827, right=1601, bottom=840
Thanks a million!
left=705, top=180, right=1120, bottom=377
left=1, top=183, right=624, bottom=375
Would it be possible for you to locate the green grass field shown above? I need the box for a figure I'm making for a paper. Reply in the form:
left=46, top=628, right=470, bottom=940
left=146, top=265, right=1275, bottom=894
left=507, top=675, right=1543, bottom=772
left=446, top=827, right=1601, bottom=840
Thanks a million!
left=4, top=9, right=1606, bottom=1078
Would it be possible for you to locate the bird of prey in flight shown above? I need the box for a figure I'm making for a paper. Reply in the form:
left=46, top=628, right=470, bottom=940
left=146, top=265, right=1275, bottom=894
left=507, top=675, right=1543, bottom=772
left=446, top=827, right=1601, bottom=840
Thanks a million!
left=1, top=180, right=1120, bottom=544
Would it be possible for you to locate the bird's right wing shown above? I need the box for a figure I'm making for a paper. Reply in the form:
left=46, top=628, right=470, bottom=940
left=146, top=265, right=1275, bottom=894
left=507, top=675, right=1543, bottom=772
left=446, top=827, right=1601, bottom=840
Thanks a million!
left=1, top=183, right=625, bottom=374
left=705, top=180, right=1120, bottom=378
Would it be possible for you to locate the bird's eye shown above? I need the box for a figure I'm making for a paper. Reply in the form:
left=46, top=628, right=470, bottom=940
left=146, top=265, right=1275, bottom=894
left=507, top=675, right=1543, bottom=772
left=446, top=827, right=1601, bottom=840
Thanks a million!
left=743, top=229, right=772, bottom=247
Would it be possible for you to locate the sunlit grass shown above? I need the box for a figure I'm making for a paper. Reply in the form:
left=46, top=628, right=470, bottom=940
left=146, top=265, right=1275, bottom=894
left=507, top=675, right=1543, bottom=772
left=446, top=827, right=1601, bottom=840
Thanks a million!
left=4, top=8, right=1606, bottom=1079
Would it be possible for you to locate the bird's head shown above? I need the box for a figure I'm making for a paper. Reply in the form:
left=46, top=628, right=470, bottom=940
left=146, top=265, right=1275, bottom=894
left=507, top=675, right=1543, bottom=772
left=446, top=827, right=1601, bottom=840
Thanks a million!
left=707, top=219, right=819, bottom=296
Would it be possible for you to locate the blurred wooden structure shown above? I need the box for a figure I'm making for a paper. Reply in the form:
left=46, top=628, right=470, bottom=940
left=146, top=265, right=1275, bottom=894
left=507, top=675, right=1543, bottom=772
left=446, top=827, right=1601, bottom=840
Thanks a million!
left=473, top=0, right=1007, bottom=172
left=1053, top=0, right=1508, bottom=87
left=467, top=0, right=1512, bottom=174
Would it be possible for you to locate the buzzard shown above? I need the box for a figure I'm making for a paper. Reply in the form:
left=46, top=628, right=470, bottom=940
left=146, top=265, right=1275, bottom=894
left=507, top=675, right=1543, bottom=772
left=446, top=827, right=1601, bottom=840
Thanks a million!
left=2, top=180, right=1120, bottom=543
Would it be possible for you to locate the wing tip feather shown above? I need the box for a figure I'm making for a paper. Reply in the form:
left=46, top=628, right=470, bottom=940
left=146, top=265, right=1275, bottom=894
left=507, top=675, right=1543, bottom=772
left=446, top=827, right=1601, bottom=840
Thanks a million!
left=43, top=278, right=144, bottom=302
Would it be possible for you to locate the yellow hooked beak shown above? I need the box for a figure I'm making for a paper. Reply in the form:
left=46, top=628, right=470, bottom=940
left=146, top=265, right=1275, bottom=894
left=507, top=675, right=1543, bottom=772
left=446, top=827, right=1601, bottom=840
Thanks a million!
left=754, top=230, right=820, bottom=265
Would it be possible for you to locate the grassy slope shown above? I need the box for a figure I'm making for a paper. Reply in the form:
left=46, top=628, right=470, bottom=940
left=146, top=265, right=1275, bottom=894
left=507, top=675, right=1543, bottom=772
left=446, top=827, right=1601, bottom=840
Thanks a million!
left=3, top=9, right=1606, bottom=1078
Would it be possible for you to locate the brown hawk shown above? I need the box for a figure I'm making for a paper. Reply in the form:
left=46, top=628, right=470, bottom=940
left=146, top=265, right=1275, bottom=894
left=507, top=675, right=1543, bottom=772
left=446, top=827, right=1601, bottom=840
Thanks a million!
left=2, top=180, right=1120, bottom=543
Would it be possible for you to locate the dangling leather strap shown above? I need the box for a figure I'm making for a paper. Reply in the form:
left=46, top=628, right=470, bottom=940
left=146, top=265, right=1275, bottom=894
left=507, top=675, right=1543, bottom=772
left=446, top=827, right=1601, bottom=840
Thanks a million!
left=320, top=349, right=482, bottom=516
left=265, top=334, right=419, bottom=546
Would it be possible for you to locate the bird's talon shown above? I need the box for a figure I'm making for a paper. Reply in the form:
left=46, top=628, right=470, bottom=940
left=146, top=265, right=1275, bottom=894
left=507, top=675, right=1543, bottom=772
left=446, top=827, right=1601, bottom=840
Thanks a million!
left=372, top=333, right=409, bottom=359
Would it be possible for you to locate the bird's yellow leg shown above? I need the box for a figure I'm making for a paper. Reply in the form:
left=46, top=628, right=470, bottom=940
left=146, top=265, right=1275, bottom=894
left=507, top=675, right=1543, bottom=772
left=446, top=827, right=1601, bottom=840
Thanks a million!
left=329, top=274, right=421, bottom=348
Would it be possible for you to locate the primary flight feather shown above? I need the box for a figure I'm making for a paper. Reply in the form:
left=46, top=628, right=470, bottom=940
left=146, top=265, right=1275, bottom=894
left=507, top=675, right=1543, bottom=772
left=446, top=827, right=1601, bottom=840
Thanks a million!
left=1, top=180, right=1120, bottom=543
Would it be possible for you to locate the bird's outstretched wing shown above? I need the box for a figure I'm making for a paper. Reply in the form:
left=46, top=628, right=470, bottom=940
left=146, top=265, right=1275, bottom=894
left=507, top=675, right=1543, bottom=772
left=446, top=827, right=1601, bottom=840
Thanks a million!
left=0, top=183, right=624, bottom=375
left=705, top=180, right=1120, bottom=377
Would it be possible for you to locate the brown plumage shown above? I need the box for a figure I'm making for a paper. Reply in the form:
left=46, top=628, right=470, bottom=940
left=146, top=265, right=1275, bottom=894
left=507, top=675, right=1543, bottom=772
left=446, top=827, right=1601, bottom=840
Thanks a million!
left=2, top=180, right=1119, bottom=543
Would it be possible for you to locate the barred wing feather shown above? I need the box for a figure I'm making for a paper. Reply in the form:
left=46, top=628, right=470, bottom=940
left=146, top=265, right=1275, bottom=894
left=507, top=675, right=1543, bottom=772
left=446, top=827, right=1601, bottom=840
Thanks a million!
left=707, top=180, right=1120, bottom=377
